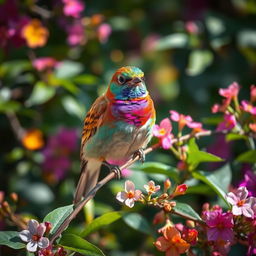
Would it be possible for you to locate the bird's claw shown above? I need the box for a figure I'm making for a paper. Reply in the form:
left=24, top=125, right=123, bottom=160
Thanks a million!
left=102, top=161, right=122, bottom=179
left=133, top=148, right=145, bottom=163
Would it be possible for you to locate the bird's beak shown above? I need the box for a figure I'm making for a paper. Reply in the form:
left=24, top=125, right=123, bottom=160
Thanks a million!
left=131, top=77, right=142, bottom=86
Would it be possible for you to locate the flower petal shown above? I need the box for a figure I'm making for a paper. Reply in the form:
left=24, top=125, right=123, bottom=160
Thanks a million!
left=160, top=118, right=172, bottom=134
left=241, top=205, right=254, bottom=218
left=125, top=198, right=135, bottom=208
left=19, top=230, right=31, bottom=242
left=125, top=180, right=135, bottom=192
left=37, top=223, right=46, bottom=237
left=27, top=241, right=38, bottom=252
left=169, top=110, right=179, bottom=122
left=134, top=190, right=142, bottom=200
left=161, top=135, right=172, bottom=149
left=38, top=237, right=49, bottom=249
left=226, top=192, right=238, bottom=205
left=155, top=236, right=169, bottom=252
left=116, top=191, right=127, bottom=203
left=237, top=186, right=248, bottom=200
left=207, top=227, right=219, bottom=241
left=232, top=205, right=242, bottom=215
left=28, top=219, right=39, bottom=235
left=153, top=125, right=160, bottom=137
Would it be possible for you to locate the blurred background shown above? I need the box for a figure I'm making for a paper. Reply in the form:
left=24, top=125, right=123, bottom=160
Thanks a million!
left=0, top=0, right=255, bottom=255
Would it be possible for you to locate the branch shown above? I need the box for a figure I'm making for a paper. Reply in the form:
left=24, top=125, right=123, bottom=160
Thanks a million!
left=49, top=129, right=231, bottom=244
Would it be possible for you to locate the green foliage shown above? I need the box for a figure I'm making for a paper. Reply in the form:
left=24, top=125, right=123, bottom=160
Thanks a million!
left=236, top=150, right=256, bottom=163
left=59, top=234, right=106, bottom=256
left=0, top=231, right=25, bottom=249
left=173, top=202, right=203, bottom=222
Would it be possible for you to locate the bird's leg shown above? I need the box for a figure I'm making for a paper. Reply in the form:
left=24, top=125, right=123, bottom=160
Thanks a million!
left=133, top=148, right=145, bottom=163
left=102, top=161, right=122, bottom=179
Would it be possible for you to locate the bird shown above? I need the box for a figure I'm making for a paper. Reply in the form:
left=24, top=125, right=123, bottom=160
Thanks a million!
left=74, top=66, right=156, bottom=204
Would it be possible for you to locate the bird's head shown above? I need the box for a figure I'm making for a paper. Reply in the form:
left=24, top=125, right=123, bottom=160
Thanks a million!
left=106, top=66, right=148, bottom=100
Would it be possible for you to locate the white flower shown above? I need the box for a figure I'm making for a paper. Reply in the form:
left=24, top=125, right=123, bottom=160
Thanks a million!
left=19, top=219, right=49, bottom=252
left=144, top=180, right=160, bottom=195
left=116, top=180, right=142, bottom=208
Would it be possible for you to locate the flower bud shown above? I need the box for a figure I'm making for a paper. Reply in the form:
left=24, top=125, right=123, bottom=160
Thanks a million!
left=10, top=192, right=18, bottom=203
left=186, top=220, right=195, bottom=228
left=2, top=201, right=11, bottom=214
left=172, top=184, right=188, bottom=197
left=44, top=221, right=52, bottom=234
left=164, top=179, right=171, bottom=191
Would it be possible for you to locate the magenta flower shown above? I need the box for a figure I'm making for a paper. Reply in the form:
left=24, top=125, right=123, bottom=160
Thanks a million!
left=217, top=114, right=236, bottom=131
left=32, top=57, right=59, bottom=72
left=169, top=110, right=193, bottom=131
left=239, top=167, right=256, bottom=197
left=204, top=210, right=234, bottom=242
left=226, top=186, right=254, bottom=218
left=19, top=220, right=49, bottom=252
left=144, top=180, right=160, bottom=195
left=62, top=0, right=84, bottom=18
left=97, top=23, right=112, bottom=44
left=116, top=180, right=142, bottom=208
left=66, top=22, right=86, bottom=46
left=241, top=100, right=256, bottom=115
left=153, top=118, right=173, bottom=149
left=219, top=82, right=240, bottom=99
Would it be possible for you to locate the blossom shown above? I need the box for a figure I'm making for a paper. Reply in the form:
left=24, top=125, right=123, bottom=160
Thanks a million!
left=216, top=114, right=236, bottom=131
left=219, top=82, right=240, bottom=99
left=249, top=123, right=256, bottom=132
left=250, top=85, right=256, bottom=102
left=185, top=21, right=199, bottom=34
left=187, top=121, right=205, bottom=133
left=226, top=186, right=254, bottom=218
left=38, top=245, right=53, bottom=256
left=153, top=118, right=173, bottom=149
left=32, top=57, right=59, bottom=72
left=97, top=23, right=112, bottom=43
left=204, top=210, right=234, bottom=241
left=66, top=22, right=86, bottom=46
left=116, top=180, right=142, bottom=208
left=241, top=100, right=256, bottom=115
left=19, top=219, right=49, bottom=252
left=239, top=169, right=256, bottom=197
left=211, top=98, right=231, bottom=113
left=155, top=225, right=190, bottom=256
left=21, top=19, right=49, bottom=48
left=62, top=0, right=84, bottom=18
left=22, top=129, right=44, bottom=150
left=144, top=180, right=160, bottom=195
left=173, top=184, right=188, bottom=197
left=169, top=110, right=193, bottom=131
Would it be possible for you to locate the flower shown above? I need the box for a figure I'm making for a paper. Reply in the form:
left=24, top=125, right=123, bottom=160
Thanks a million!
left=226, top=186, right=254, bottom=218
left=219, top=82, right=240, bottom=99
left=185, top=21, right=199, bottom=34
left=21, top=19, right=49, bottom=48
left=249, top=123, right=256, bottom=132
left=216, top=114, right=236, bottom=131
left=187, top=121, right=205, bottom=133
left=241, top=100, right=256, bottom=115
left=38, top=245, right=53, bottom=256
left=62, top=0, right=84, bottom=18
left=116, top=180, right=142, bottom=208
left=19, top=219, right=49, bottom=252
left=22, top=129, right=44, bottom=150
left=32, top=57, right=59, bottom=72
left=144, top=180, right=160, bottom=195
left=155, top=225, right=190, bottom=256
left=204, top=210, right=234, bottom=241
left=153, top=118, right=173, bottom=149
left=169, top=110, right=193, bottom=131
left=211, top=98, right=231, bottom=113
left=173, top=184, right=188, bottom=197
left=97, top=23, right=112, bottom=43
left=250, top=85, right=256, bottom=102
left=239, top=169, right=256, bottom=197
left=66, top=22, right=86, bottom=46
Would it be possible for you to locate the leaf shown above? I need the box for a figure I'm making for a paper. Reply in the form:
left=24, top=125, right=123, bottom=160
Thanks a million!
left=81, top=211, right=123, bottom=237
left=236, top=150, right=256, bottom=163
left=154, top=33, right=188, bottom=50
left=0, top=231, right=25, bottom=249
left=61, top=96, right=85, bottom=120
left=59, top=234, right=105, bottom=256
left=55, top=61, right=83, bottom=79
left=26, top=81, right=55, bottom=107
left=122, top=213, right=152, bottom=235
left=192, top=164, right=231, bottom=206
left=187, top=138, right=223, bottom=170
left=187, top=184, right=214, bottom=195
left=173, top=202, right=202, bottom=222
left=226, top=133, right=247, bottom=141
left=43, top=204, right=73, bottom=235
left=133, top=162, right=179, bottom=182
left=0, top=100, right=21, bottom=113
left=73, top=74, right=99, bottom=85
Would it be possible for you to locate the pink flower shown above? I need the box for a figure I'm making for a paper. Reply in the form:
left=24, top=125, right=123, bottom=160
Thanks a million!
left=216, top=114, right=236, bottom=131
left=32, top=57, right=59, bottom=71
left=97, top=23, right=112, bottom=44
left=144, top=180, right=160, bottom=195
left=66, top=22, right=86, bottom=46
left=185, top=21, right=199, bottom=34
left=219, top=82, right=240, bottom=99
left=241, top=100, right=256, bottom=115
left=169, top=110, right=193, bottom=131
left=226, top=186, right=254, bottom=218
left=239, top=168, right=256, bottom=197
left=250, top=85, right=256, bottom=102
left=204, top=210, right=234, bottom=241
left=19, top=219, right=49, bottom=252
left=62, top=0, right=84, bottom=18
left=173, top=184, right=188, bottom=197
left=153, top=118, right=173, bottom=149
left=116, top=180, right=142, bottom=208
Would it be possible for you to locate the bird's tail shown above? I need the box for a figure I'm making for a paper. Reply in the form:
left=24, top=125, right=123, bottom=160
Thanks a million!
left=73, top=159, right=102, bottom=205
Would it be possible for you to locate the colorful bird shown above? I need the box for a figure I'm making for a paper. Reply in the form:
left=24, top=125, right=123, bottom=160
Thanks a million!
left=74, top=66, right=156, bottom=204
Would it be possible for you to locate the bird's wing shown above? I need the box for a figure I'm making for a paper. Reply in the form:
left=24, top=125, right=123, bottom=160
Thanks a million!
left=81, top=95, right=108, bottom=154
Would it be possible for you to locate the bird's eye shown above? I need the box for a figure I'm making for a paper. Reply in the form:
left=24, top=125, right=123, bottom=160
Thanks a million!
left=117, top=75, right=126, bottom=84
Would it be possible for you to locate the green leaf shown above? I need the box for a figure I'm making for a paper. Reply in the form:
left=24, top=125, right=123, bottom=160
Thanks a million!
left=236, top=150, right=256, bottom=163
left=187, top=184, right=214, bottom=195
left=226, top=133, right=247, bottom=141
left=122, top=213, right=152, bottom=235
left=55, top=61, right=83, bottom=79
left=154, top=33, right=188, bottom=50
left=0, top=100, right=21, bottom=113
left=61, top=95, right=85, bottom=120
left=192, top=164, right=231, bottom=206
left=81, top=211, right=122, bottom=237
left=0, top=231, right=25, bottom=249
left=133, top=162, right=179, bottom=182
left=43, top=204, right=73, bottom=235
left=59, top=234, right=105, bottom=256
left=26, top=81, right=55, bottom=107
left=73, top=74, right=99, bottom=85
left=187, top=138, right=223, bottom=170
left=173, top=202, right=202, bottom=222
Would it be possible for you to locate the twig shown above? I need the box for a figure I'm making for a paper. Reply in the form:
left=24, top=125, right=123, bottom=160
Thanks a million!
left=6, top=112, right=25, bottom=141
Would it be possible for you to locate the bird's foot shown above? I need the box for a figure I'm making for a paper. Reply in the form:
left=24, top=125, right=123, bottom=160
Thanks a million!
left=102, top=162, right=122, bottom=179
left=133, top=148, right=145, bottom=163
